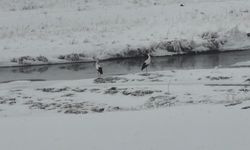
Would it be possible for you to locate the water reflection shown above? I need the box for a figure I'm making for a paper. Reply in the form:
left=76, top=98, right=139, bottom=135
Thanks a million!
left=58, top=63, right=87, bottom=71
left=11, top=65, right=49, bottom=73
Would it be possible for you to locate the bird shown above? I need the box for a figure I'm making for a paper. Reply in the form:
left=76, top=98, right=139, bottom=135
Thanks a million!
left=95, top=58, right=103, bottom=78
left=141, top=53, right=151, bottom=74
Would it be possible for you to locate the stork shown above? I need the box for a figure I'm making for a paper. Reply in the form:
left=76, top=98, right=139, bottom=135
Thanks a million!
left=141, top=53, right=151, bottom=74
left=95, top=58, right=103, bottom=78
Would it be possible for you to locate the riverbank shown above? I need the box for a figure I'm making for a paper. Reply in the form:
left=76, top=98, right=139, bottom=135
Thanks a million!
left=1, top=0, right=250, bottom=67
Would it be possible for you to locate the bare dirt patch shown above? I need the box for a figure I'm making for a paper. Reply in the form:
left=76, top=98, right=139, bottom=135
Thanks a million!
left=94, top=77, right=129, bottom=84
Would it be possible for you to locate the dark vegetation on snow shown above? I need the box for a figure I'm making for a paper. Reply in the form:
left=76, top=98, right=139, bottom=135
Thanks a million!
left=206, top=76, right=232, bottom=80
left=94, top=77, right=129, bottom=83
left=241, top=106, right=250, bottom=109
left=58, top=53, right=86, bottom=62
left=144, top=95, right=177, bottom=108
left=0, top=97, right=16, bottom=105
left=11, top=55, right=48, bottom=65
left=109, top=31, right=228, bottom=59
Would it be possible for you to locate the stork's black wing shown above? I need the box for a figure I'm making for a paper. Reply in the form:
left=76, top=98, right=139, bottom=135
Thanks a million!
left=141, top=63, right=148, bottom=71
left=98, top=67, right=103, bottom=74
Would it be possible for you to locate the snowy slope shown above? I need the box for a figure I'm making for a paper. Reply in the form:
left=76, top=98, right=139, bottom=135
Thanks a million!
left=1, top=0, right=250, bottom=66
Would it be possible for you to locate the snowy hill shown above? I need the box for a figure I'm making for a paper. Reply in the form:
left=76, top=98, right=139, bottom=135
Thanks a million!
left=1, top=0, right=250, bottom=66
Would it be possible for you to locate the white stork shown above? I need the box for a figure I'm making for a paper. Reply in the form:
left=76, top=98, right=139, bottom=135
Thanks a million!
left=141, top=53, right=151, bottom=74
left=95, top=58, right=103, bottom=78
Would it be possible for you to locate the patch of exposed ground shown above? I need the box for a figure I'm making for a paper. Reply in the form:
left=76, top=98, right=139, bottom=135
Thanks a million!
left=94, top=77, right=129, bottom=83
left=24, top=99, right=122, bottom=114
left=122, top=90, right=154, bottom=96
left=143, top=95, right=177, bottom=108
left=206, top=76, right=232, bottom=80
left=241, top=106, right=250, bottom=109
left=225, top=102, right=242, bottom=107
left=103, top=87, right=156, bottom=96
left=37, top=87, right=69, bottom=93
left=0, top=97, right=16, bottom=105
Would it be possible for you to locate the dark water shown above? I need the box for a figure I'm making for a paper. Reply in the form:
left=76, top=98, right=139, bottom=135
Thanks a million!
left=0, top=50, right=250, bottom=82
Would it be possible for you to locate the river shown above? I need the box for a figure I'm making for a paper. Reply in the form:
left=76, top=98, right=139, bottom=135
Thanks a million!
left=0, top=50, right=250, bottom=82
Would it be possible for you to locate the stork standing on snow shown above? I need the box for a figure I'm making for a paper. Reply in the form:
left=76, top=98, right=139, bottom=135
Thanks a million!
left=141, top=53, right=151, bottom=74
left=95, top=58, right=103, bottom=78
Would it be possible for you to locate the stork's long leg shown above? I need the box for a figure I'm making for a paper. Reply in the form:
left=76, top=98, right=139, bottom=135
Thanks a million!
left=97, top=72, right=100, bottom=78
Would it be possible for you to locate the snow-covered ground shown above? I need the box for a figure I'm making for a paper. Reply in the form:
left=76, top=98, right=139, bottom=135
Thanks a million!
left=1, top=67, right=250, bottom=116
left=1, top=105, right=250, bottom=150
left=1, top=67, right=250, bottom=149
left=233, top=60, right=250, bottom=67
left=1, top=0, right=250, bottom=66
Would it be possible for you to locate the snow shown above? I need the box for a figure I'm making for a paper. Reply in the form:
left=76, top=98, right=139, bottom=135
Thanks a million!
left=1, top=0, right=250, bottom=66
left=1, top=67, right=250, bottom=115
left=232, top=60, right=250, bottom=67
left=1, top=105, right=250, bottom=150
left=1, top=67, right=250, bottom=149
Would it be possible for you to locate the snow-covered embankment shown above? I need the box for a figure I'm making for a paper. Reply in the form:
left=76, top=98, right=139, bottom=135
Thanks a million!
left=1, top=0, right=250, bottom=66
